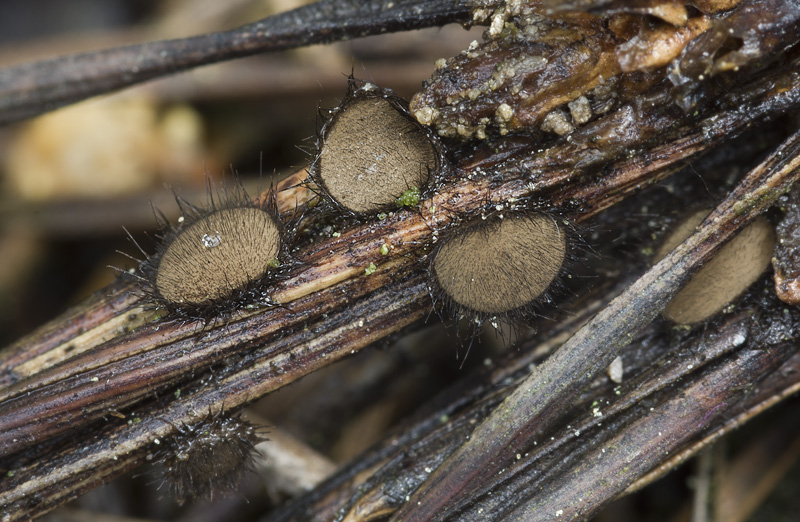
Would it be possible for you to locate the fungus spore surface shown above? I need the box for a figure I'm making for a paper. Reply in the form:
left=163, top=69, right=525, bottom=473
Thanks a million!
left=317, top=96, right=437, bottom=214
left=155, top=206, right=281, bottom=305
left=432, top=213, right=566, bottom=315
left=657, top=210, right=775, bottom=324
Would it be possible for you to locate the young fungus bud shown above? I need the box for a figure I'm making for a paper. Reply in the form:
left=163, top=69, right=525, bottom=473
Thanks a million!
left=657, top=209, right=775, bottom=324
left=158, top=411, right=264, bottom=504
left=431, top=213, right=566, bottom=316
left=314, top=86, right=440, bottom=214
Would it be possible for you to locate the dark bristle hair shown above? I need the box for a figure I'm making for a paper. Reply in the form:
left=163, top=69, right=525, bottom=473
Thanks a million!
left=134, top=178, right=292, bottom=321
left=156, top=409, right=266, bottom=505
left=428, top=208, right=575, bottom=335
left=308, top=77, right=449, bottom=216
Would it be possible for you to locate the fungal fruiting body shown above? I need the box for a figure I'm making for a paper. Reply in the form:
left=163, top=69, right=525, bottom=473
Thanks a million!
left=311, top=81, right=444, bottom=214
left=140, top=185, right=284, bottom=318
left=158, top=411, right=264, bottom=504
left=156, top=207, right=280, bottom=304
left=657, top=210, right=775, bottom=324
left=430, top=212, right=567, bottom=323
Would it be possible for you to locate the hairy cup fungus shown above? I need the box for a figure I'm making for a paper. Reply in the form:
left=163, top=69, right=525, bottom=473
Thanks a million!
left=157, top=411, right=264, bottom=504
left=137, top=183, right=285, bottom=318
left=311, top=81, right=444, bottom=214
left=657, top=209, right=775, bottom=324
left=430, top=212, right=567, bottom=322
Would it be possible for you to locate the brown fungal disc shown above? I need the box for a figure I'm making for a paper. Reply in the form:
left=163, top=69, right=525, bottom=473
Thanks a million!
left=432, top=214, right=566, bottom=315
left=657, top=210, right=775, bottom=324
left=155, top=207, right=281, bottom=305
left=318, top=97, right=437, bottom=213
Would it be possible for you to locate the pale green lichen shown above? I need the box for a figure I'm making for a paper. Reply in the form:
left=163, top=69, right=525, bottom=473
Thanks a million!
left=396, top=186, right=421, bottom=208
left=365, top=262, right=377, bottom=275
left=380, top=244, right=390, bottom=255
left=268, top=258, right=281, bottom=268
left=733, top=187, right=783, bottom=216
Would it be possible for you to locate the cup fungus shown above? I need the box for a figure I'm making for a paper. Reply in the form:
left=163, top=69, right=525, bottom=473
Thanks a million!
left=138, top=186, right=285, bottom=318
left=430, top=213, right=567, bottom=321
left=311, top=81, right=443, bottom=214
left=157, top=411, right=264, bottom=504
left=657, top=209, right=775, bottom=324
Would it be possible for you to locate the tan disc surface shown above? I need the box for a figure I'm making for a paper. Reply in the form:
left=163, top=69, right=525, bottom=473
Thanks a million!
left=657, top=210, right=775, bottom=324
left=433, top=214, right=566, bottom=314
left=156, top=207, right=281, bottom=304
left=319, top=97, right=436, bottom=213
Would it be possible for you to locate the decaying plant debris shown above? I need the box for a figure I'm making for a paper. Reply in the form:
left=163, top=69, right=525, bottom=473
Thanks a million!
left=2, top=0, right=800, bottom=520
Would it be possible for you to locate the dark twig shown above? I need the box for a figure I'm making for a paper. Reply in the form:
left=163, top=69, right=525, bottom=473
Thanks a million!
left=3, top=61, right=796, bottom=455
left=264, top=285, right=800, bottom=521
left=394, top=129, right=800, bottom=520
left=3, top=8, right=800, bottom=518
left=0, top=0, right=479, bottom=125
left=0, top=275, right=431, bottom=521
left=502, top=343, right=799, bottom=521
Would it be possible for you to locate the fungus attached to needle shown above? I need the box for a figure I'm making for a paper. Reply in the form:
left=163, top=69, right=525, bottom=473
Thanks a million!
left=656, top=209, right=776, bottom=324
left=312, top=81, right=443, bottom=214
left=137, top=184, right=286, bottom=318
left=155, top=207, right=281, bottom=305
left=430, top=212, right=567, bottom=321
left=157, top=410, right=265, bottom=504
